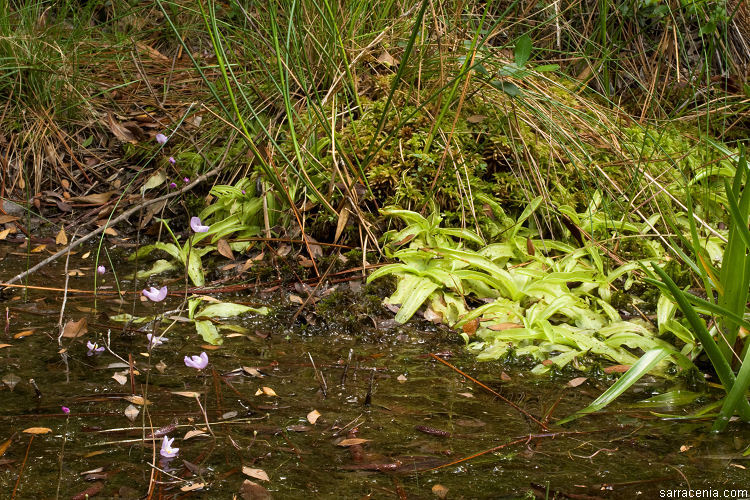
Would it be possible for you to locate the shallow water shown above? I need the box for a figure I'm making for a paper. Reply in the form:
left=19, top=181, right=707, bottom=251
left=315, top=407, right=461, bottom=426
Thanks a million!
left=0, top=243, right=748, bottom=499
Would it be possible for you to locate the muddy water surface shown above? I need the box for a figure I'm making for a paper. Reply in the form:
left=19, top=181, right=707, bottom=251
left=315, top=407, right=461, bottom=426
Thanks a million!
left=0, top=243, right=748, bottom=499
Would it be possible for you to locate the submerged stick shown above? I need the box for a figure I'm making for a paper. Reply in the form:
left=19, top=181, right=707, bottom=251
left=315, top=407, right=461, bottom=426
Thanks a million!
left=1, top=163, right=225, bottom=290
left=428, top=353, right=549, bottom=431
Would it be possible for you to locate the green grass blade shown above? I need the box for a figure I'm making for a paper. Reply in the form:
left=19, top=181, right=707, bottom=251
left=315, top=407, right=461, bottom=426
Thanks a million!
left=557, top=348, right=670, bottom=425
left=650, top=265, right=750, bottom=421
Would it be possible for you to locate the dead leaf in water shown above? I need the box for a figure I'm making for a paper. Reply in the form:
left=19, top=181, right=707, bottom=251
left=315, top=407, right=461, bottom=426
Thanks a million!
left=240, top=479, right=271, bottom=500
left=0, top=344, right=11, bottom=349
left=242, top=466, right=270, bottom=482
left=432, top=484, right=449, bottom=498
left=0, top=439, right=11, bottom=458
left=180, top=482, right=206, bottom=492
left=337, top=438, right=370, bottom=447
left=0, top=228, right=10, bottom=240
left=55, top=227, right=68, bottom=246
left=184, top=430, right=208, bottom=440
left=242, top=367, right=263, bottom=377
left=306, top=410, right=321, bottom=424
left=13, top=330, right=33, bottom=339
left=124, top=404, right=139, bottom=421
left=61, top=318, right=87, bottom=338
left=172, top=391, right=202, bottom=398
left=123, top=395, right=149, bottom=405
left=111, top=372, right=128, bottom=385
left=22, top=427, right=52, bottom=434
left=567, top=377, right=588, bottom=388
left=255, top=387, right=277, bottom=397
left=2, top=373, right=21, bottom=391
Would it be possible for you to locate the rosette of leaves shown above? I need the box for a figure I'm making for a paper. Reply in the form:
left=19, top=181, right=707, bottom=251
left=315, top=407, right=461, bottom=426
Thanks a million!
left=110, top=297, right=269, bottom=346
left=369, top=199, right=690, bottom=374
left=130, top=218, right=214, bottom=286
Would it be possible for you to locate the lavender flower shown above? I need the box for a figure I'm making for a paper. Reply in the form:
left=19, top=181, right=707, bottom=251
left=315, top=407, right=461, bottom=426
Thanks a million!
left=97, top=265, right=106, bottom=274
left=183, top=177, right=190, bottom=184
left=160, top=436, right=179, bottom=458
left=142, top=286, right=168, bottom=302
left=155, top=133, right=168, bottom=145
left=184, top=352, right=209, bottom=370
left=169, top=182, right=177, bottom=189
left=147, top=333, right=168, bottom=348
left=61, top=406, right=70, bottom=415
left=86, top=341, right=105, bottom=356
left=168, top=156, right=176, bottom=165
left=190, top=217, right=209, bottom=233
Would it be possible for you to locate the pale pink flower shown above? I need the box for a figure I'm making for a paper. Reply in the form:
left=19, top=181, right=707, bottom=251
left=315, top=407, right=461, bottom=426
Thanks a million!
left=168, top=156, right=176, bottom=165
left=142, top=286, right=168, bottom=302
left=160, top=436, right=179, bottom=458
left=184, top=352, right=208, bottom=370
left=97, top=265, right=106, bottom=274
left=190, top=217, right=209, bottom=233
left=147, top=333, right=168, bottom=348
left=155, top=133, right=168, bottom=145
left=61, top=406, right=70, bottom=415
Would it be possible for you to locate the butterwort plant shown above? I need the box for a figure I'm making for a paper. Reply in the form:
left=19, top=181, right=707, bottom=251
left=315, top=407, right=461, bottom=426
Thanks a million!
left=129, top=216, right=213, bottom=287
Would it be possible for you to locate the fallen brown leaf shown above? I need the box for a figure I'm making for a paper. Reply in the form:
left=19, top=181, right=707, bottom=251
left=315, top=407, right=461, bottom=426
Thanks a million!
left=61, top=318, right=87, bottom=338
left=242, top=466, right=270, bottom=482
left=240, top=479, right=271, bottom=500
left=23, top=427, right=52, bottom=434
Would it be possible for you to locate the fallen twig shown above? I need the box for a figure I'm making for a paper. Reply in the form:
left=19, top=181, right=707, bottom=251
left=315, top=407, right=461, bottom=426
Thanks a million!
left=429, top=352, right=549, bottom=431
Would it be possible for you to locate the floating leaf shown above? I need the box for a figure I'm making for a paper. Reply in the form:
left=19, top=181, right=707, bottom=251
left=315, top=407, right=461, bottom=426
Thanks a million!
left=432, top=484, right=449, bottom=499
left=2, top=373, right=21, bottom=391
left=23, top=427, right=52, bottom=434
left=61, top=318, right=87, bottom=338
left=195, top=320, right=223, bottom=346
left=124, top=404, right=139, bottom=421
left=567, top=377, right=588, bottom=388
left=242, top=367, right=263, bottom=377
left=306, top=410, right=321, bottom=424
left=172, top=391, right=202, bottom=398
left=0, top=439, right=11, bottom=458
left=198, top=302, right=265, bottom=319
left=180, top=483, right=206, bottom=492
left=337, top=438, right=370, bottom=447
left=184, top=429, right=208, bottom=440
left=240, top=479, right=271, bottom=500
left=13, top=330, right=33, bottom=339
left=242, top=467, right=270, bottom=482
left=0, top=344, right=11, bottom=349
left=123, top=395, right=149, bottom=406
left=111, top=373, right=128, bottom=386
left=134, top=259, right=175, bottom=279
left=55, top=227, right=68, bottom=246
